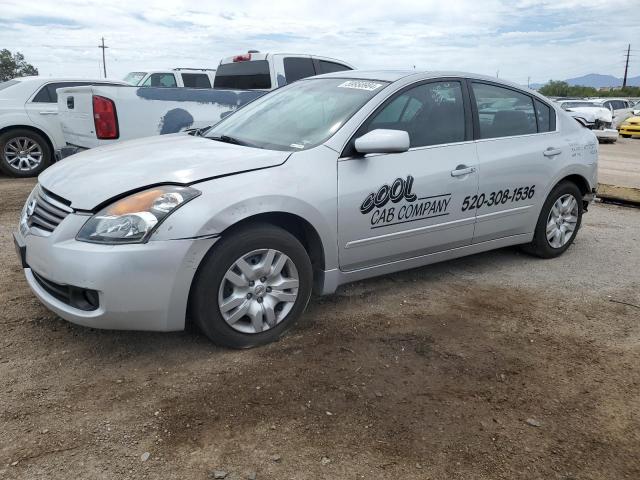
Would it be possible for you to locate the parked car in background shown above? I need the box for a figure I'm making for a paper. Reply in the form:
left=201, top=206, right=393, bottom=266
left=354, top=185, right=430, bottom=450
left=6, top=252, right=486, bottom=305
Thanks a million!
left=0, top=76, right=126, bottom=177
left=15, top=70, right=598, bottom=348
left=589, top=98, right=635, bottom=129
left=56, top=52, right=353, bottom=157
left=554, top=99, right=618, bottom=143
left=618, top=115, right=640, bottom=138
left=123, top=68, right=216, bottom=88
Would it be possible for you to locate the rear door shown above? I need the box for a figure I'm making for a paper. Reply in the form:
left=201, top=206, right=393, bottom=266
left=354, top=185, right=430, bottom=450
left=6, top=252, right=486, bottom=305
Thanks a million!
left=470, top=81, right=559, bottom=243
left=337, top=79, right=479, bottom=270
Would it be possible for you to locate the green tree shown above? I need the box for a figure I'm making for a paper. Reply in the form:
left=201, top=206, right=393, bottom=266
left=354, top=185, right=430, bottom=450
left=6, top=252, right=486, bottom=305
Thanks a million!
left=0, top=49, right=39, bottom=82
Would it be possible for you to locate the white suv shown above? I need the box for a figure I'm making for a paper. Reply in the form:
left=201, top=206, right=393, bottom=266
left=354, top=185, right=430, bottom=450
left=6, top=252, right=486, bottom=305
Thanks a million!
left=0, top=76, right=126, bottom=177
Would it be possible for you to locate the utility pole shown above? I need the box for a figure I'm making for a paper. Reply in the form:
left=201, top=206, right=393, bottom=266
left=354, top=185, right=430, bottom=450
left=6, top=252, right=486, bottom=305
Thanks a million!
left=98, top=37, right=109, bottom=78
left=527, top=76, right=531, bottom=88
left=623, top=43, right=630, bottom=88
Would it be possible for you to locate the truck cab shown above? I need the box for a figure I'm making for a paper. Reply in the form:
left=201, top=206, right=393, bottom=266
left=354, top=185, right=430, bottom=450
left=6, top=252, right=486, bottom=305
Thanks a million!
left=123, top=68, right=217, bottom=89
left=213, top=52, right=353, bottom=90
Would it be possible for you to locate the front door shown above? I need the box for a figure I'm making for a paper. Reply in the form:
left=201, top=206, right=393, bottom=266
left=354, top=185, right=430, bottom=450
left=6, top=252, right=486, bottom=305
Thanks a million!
left=338, top=80, right=479, bottom=271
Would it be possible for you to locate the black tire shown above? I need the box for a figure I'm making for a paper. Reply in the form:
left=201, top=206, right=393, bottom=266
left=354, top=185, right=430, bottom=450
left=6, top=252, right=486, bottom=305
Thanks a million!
left=191, top=223, right=313, bottom=348
left=0, top=128, right=52, bottom=177
left=521, top=181, right=583, bottom=259
left=621, top=134, right=631, bottom=138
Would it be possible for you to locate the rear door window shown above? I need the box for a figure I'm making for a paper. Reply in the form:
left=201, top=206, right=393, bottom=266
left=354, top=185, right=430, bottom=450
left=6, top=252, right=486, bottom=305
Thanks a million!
left=141, top=73, right=177, bottom=88
left=283, top=57, right=316, bottom=84
left=181, top=73, right=211, bottom=88
left=472, top=82, right=537, bottom=139
left=214, top=60, right=272, bottom=89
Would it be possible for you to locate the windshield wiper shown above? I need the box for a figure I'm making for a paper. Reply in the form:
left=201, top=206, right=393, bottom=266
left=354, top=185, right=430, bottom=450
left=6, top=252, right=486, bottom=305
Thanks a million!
left=210, top=134, right=246, bottom=146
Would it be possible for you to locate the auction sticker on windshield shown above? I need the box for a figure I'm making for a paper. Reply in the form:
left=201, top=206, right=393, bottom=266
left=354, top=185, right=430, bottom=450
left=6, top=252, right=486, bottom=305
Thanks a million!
left=338, top=80, right=383, bottom=91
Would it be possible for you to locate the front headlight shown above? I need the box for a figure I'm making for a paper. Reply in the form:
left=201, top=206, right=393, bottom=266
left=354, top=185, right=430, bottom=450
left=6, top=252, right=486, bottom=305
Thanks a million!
left=76, top=185, right=200, bottom=244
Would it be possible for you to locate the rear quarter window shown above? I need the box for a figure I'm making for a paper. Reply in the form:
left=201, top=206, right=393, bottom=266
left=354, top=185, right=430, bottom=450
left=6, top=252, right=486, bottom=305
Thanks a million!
left=318, top=60, right=351, bottom=74
left=534, top=99, right=554, bottom=132
left=181, top=73, right=211, bottom=89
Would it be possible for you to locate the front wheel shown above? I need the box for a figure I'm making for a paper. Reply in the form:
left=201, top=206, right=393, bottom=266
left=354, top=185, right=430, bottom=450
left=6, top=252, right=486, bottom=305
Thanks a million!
left=620, top=134, right=631, bottom=138
left=521, top=181, right=583, bottom=258
left=190, top=223, right=313, bottom=348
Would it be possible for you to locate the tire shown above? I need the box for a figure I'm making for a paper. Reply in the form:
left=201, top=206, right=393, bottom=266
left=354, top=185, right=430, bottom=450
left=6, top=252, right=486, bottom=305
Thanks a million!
left=621, top=134, right=631, bottom=138
left=521, top=181, right=583, bottom=259
left=191, top=223, right=313, bottom=348
left=0, top=128, right=52, bottom=177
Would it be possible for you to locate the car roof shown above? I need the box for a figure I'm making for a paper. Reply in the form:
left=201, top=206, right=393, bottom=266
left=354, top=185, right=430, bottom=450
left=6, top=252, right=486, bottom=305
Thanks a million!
left=311, top=70, right=540, bottom=92
left=8, top=76, right=126, bottom=84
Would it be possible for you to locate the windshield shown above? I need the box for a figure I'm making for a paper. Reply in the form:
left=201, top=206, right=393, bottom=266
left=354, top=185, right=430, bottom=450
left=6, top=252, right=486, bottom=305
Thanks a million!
left=123, top=72, right=146, bottom=85
left=0, top=79, right=20, bottom=91
left=206, top=78, right=388, bottom=151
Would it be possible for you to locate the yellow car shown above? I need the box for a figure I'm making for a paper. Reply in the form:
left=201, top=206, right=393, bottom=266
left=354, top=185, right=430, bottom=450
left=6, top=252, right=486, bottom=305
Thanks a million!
left=619, top=115, right=640, bottom=138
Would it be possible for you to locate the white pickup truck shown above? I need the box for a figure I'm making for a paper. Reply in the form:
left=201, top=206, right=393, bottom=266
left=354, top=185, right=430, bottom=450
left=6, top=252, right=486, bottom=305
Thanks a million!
left=123, top=68, right=217, bottom=88
left=57, top=52, right=353, bottom=158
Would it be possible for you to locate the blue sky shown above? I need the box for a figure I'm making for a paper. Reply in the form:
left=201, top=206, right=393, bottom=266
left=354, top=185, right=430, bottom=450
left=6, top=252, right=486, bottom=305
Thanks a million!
left=0, top=0, right=638, bottom=84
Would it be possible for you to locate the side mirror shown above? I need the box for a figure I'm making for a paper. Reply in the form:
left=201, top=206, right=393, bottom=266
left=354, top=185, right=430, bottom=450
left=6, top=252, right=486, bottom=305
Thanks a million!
left=354, top=129, right=410, bottom=154
left=632, top=109, right=640, bottom=116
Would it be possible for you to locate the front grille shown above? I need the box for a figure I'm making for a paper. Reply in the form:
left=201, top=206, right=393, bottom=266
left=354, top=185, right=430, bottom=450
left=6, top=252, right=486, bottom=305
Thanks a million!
left=27, top=187, right=73, bottom=234
left=31, top=270, right=99, bottom=311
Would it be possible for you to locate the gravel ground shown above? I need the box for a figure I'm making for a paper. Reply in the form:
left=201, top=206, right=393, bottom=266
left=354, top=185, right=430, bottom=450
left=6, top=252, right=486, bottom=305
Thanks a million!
left=1, top=177, right=639, bottom=480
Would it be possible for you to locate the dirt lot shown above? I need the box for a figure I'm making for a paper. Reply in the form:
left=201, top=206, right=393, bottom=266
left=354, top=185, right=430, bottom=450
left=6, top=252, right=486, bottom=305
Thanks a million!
left=1, top=178, right=639, bottom=480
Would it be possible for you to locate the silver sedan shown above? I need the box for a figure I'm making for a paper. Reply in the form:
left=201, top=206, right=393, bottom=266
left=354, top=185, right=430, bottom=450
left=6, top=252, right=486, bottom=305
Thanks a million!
left=14, top=70, right=598, bottom=348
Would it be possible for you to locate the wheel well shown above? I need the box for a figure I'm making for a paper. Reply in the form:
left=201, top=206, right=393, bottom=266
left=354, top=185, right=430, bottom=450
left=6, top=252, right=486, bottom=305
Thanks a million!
left=557, top=174, right=591, bottom=196
left=220, top=212, right=326, bottom=272
left=0, top=125, right=55, bottom=159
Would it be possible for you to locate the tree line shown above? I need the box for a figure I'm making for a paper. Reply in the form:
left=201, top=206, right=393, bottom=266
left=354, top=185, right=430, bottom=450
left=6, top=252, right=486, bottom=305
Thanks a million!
left=539, top=80, right=640, bottom=98
left=0, top=49, right=38, bottom=82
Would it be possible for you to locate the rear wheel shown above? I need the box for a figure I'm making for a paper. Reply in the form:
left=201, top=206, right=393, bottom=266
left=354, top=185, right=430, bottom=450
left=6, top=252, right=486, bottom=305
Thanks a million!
left=521, top=181, right=583, bottom=258
left=0, top=129, right=52, bottom=177
left=191, top=223, right=313, bottom=348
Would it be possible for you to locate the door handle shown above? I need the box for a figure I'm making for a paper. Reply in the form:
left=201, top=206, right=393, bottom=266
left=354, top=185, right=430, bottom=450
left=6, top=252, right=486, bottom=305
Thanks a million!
left=451, top=166, right=476, bottom=177
left=38, top=111, right=58, bottom=115
left=543, top=147, right=562, bottom=157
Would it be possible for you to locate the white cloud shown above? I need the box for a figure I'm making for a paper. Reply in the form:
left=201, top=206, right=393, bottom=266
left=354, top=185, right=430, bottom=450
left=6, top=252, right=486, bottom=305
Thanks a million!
left=0, top=0, right=638, bottom=84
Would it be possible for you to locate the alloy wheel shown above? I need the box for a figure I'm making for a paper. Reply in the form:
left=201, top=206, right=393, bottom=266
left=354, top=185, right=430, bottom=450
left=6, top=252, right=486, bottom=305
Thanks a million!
left=218, top=249, right=300, bottom=334
left=546, top=193, right=578, bottom=248
left=3, top=137, right=43, bottom=172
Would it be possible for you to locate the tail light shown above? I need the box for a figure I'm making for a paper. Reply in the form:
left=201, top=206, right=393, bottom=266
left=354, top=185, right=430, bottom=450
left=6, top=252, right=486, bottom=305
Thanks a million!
left=233, top=53, right=251, bottom=62
left=93, top=95, right=119, bottom=139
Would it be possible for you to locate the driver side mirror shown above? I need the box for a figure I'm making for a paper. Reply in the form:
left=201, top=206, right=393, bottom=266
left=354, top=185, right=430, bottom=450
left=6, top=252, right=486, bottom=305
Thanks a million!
left=354, top=129, right=410, bottom=154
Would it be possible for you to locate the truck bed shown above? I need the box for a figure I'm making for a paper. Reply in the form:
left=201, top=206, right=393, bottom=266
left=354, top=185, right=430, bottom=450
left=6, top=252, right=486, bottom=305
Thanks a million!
left=57, top=85, right=265, bottom=150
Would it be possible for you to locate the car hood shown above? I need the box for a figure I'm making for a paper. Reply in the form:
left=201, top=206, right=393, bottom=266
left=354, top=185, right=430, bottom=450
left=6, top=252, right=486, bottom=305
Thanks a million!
left=565, top=107, right=612, bottom=123
left=39, top=134, right=291, bottom=210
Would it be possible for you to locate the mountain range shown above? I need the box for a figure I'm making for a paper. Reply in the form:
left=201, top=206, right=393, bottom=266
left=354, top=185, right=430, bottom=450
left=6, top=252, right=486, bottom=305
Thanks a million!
left=530, top=73, right=640, bottom=90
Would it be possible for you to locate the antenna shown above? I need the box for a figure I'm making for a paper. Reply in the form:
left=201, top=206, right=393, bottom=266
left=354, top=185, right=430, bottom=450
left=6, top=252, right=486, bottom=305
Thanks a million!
left=98, top=37, right=109, bottom=78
